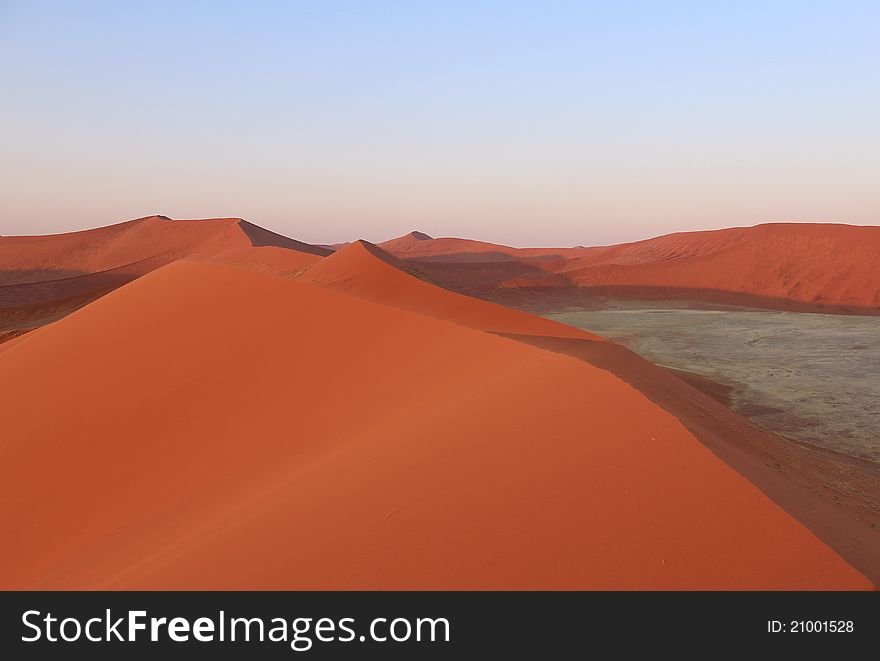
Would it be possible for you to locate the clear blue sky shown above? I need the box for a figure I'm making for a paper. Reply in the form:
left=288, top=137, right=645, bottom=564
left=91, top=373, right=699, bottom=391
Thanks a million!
left=1, top=1, right=877, bottom=245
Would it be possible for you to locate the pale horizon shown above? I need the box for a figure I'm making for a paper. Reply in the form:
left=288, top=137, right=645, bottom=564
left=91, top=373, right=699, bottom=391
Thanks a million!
left=2, top=1, right=878, bottom=246
left=2, top=213, right=876, bottom=251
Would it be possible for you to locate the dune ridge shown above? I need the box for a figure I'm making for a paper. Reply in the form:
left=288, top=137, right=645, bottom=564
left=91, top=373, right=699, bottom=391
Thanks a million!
left=556, top=223, right=880, bottom=309
left=297, top=240, right=600, bottom=340
left=340, top=228, right=880, bottom=582
left=379, top=231, right=590, bottom=262
left=0, top=215, right=328, bottom=283
left=381, top=223, right=880, bottom=313
left=0, top=216, right=328, bottom=338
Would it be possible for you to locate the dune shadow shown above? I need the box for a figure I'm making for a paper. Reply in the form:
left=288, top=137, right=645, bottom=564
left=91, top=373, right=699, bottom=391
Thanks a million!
left=0, top=268, right=89, bottom=287
left=239, top=221, right=332, bottom=256
left=0, top=265, right=157, bottom=335
left=494, top=285, right=880, bottom=316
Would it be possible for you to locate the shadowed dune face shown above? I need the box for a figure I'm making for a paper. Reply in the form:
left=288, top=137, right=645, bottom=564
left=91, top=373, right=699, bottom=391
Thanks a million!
left=0, top=261, right=869, bottom=590
left=409, top=259, right=574, bottom=293
left=383, top=224, right=880, bottom=314
left=0, top=258, right=167, bottom=308
left=236, top=220, right=331, bottom=256
left=556, top=225, right=880, bottom=310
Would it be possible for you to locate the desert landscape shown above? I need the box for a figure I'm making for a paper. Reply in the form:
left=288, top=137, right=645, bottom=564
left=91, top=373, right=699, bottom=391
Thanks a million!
left=1, top=216, right=877, bottom=590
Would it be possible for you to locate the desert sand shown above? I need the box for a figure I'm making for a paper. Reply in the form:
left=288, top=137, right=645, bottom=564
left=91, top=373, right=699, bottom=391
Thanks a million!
left=0, top=215, right=327, bottom=338
left=299, top=240, right=595, bottom=339
left=379, top=230, right=591, bottom=262
left=381, top=224, right=880, bottom=314
left=0, top=217, right=876, bottom=590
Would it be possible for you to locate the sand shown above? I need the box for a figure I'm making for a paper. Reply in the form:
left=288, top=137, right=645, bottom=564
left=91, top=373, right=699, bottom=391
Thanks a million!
left=0, top=257, right=870, bottom=589
left=379, top=231, right=590, bottom=262
left=501, top=332, right=880, bottom=584
left=546, top=306, right=880, bottom=462
left=0, top=215, right=328, bottom=283
left=0, top=216, right=328, bottom=339
left=384, top=224, right=880, bottom=314
left=298, top=240, right=597, bottom=339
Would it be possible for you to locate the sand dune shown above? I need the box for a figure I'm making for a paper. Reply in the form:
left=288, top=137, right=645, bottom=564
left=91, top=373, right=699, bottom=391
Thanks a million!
left=0, top=215, right=328, bottom=283
left=0, top=216, right=328, bottom=337
left=207, top=245, right=322, bottom=277
left=556, top=224, right=880, bottom=310
left=297, top=240, right=596, bottom=339
left=0, top=260, right=869, bottom=589
left=384, top=224, right=880, bottom=313
left=380, top=231, right=590, bottom=262
left=7, top=219, right=874, bottom=344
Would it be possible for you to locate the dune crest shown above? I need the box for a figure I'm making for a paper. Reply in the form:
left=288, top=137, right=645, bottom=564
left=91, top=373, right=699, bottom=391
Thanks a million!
left=0, top=216, right=329, bottom=338
left=556, top=223, right=880, bottom=309
left=383, top=223, right=880, bottom=313
left=298, top=240, right=599, bottom=339
left=0, top=215, right=329, bottom=284
left=379, top=232, right=589, bottom=262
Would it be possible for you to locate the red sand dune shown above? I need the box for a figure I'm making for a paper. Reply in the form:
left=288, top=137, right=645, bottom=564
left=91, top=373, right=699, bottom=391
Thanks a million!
left=207, top=245, right=321, bottom=277
left=298, top=240, right=596, bottom=339
left=0, top=260, right=869, bottom=589
left=553, top=223, right=880, bottom=310
left=0, top=216, right=328, bottom=337
left=379, top=231, right=590, bottom=262
left=0, top=215, right=327, bottom=285
left=384, top=224, right=880, bottom=313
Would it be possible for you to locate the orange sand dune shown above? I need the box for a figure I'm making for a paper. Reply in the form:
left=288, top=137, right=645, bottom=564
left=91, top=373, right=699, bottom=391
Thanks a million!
left=555, top=225, right=769, bottom=269
left=0, top=216, right=328, bottom=336
left=380, top=231, right=590, bottom=262
left=554, top=224, right=880, bottom=309
left=207, top=245, right=321, bottom=277
left=0, top=260, right=870, bottom=589
left=0, top=215, right=328, bottom=285
left=380, top=224, right=880, bottom=313
left=298, top=240, right=596, bottom=339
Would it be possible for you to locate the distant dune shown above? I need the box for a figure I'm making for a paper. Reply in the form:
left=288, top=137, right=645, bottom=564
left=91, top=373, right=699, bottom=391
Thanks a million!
left=555, top=223, right=880, bottom=310
left=0, top=215, right=328, bottom=285
left=298, top=240, right=595, bottom=339
left=0, top=260, right=869, bottom=589
left=379, top=230, right=590, bottom=262
left=381, top=224, right=880, bottom=313
left=0, top=216, right=328, bottom=336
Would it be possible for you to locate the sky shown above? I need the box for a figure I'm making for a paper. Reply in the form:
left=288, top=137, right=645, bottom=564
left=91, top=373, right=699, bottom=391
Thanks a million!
left=1, top=1, right=878, bottom=247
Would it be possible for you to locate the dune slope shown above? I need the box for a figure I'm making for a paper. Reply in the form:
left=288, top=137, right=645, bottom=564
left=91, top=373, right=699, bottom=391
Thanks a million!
left=0, top=215, right=328, bottom=283
left=388, top=224, right=880, bottom=313
left=380, top=231, right=590, bottom=262
left=298, top=240, right=596, bottom=339
left=556, top=223, right=880, bottom=310
left=0, top=216, right=327, bottom=337
left=0, top=260, right=869, bottom=589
